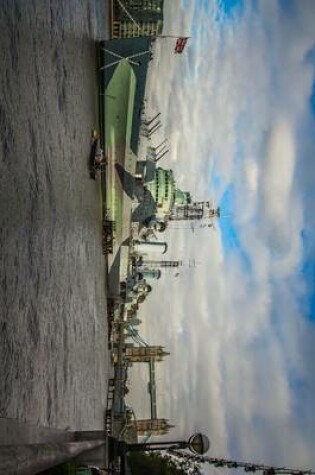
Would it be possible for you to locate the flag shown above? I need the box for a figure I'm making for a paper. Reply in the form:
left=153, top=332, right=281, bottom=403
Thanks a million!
left=174, top=37, right=189, bottom=54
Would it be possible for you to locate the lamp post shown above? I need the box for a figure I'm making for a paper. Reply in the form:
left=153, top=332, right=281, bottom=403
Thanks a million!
left=109, top=432, right=210, bottom=462
left=131, top=432, right=210, bottom=454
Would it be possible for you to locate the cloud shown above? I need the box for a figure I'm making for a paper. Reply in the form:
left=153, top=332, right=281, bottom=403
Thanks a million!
left=260, top=121, right=297, bottom=252
left=128, top=0, right=315, bottom=468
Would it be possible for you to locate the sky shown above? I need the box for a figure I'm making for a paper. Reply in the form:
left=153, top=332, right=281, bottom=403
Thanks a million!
left=128, top=0, right=315, bottom=470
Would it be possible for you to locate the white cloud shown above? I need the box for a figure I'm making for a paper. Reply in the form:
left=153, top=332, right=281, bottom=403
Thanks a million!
left=260, top=121, right=297, bottom=251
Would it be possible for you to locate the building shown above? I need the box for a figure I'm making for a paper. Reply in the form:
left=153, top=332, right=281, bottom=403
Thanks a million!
left=125, top=345, right=170, bottom=363
left=110, top=0, right=164, bottom=39
left=132, top=418, right=174, bottom=435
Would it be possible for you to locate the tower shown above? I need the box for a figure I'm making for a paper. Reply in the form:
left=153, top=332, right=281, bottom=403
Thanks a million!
left=132, top=418, right=174, bottom=436
left=125, top=345, right=170, bottom=363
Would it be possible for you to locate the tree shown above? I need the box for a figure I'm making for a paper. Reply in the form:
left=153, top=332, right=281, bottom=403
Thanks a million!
left=127, top=451, right=202, bottom=475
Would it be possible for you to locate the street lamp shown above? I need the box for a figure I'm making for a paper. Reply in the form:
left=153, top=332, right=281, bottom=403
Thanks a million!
left=109, top=432, right=210, bottom=461
left=187, top=433, right=211, bottom=455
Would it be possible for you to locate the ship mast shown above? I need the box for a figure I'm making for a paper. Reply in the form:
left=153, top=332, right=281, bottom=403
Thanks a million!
left=170, top=200, right=220, bottom=222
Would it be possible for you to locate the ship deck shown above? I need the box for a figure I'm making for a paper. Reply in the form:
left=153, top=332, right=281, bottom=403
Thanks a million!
left=102, top=59, right=137, bottom=296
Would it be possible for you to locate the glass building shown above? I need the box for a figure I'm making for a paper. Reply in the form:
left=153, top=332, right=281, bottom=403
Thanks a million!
left=110, top=0, right=164, bottom=39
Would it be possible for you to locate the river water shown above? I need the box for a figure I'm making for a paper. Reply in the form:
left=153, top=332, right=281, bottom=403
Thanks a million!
left=0, top=0, right=109, bottom=431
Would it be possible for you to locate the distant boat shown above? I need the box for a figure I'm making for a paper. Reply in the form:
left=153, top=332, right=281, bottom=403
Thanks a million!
left=89, top=132, right=106, bottom=179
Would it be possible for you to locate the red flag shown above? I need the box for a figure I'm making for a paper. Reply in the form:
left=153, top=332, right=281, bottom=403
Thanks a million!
left=174, top=37, right=189, bottom=54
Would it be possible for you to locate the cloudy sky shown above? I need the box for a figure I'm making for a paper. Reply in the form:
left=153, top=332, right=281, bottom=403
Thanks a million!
left=129, top=0, right=315, bottom=469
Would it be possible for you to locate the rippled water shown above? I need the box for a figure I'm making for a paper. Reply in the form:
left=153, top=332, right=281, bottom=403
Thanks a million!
left=0, top=0, right=109, bottom=430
